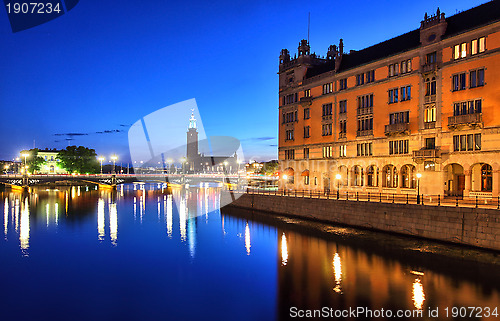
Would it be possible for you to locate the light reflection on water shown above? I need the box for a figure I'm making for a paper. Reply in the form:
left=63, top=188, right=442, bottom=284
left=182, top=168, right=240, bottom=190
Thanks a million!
left=1, top=184, right=500, bottom=320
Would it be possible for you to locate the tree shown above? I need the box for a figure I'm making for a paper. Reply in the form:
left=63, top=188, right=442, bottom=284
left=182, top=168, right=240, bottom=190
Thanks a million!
left=21, top=149, right=45, bottom=174
left=259, top=160, right=279, bottom=175
left=57, top=146, right=99, bottom=174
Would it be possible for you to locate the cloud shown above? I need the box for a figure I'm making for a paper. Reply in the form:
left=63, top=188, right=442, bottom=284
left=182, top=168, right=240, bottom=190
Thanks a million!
left=268, top=144, right=278, bottom=147
left=54, top=133, right=88, bottom=136
left=242, top=136, right=276, bottom=142
left=96, top=129, right=123, bottom=134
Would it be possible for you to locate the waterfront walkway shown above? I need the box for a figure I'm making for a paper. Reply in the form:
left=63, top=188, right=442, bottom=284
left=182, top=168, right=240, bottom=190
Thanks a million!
left=245, top=188, right=500, bottom=210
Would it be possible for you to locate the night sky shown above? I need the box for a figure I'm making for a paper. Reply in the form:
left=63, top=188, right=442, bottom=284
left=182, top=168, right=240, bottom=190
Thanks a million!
left=0, top=0, right=486, bottom=164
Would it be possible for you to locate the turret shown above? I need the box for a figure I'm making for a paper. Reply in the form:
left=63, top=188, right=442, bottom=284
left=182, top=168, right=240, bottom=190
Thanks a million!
left=420, top=7, right=447, bottom=45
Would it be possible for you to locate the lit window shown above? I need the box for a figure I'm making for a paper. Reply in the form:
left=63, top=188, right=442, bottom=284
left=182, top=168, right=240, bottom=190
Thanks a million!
left=460, top=43, right=466, bottom=58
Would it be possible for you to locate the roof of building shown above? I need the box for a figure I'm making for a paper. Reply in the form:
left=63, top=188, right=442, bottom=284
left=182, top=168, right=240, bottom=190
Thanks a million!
left=305, top=0, right=500, bottom=79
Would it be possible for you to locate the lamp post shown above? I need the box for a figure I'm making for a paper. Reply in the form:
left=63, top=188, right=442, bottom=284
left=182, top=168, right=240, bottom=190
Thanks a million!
left=110, top=155, right=117, bottom=174
left=98, top=157, right=105, bottom=174
left=335, top=173, right=341, bottom=199
left=416, top=173, right=422, bottom=204
left=166, top=159, right=173, bottom=174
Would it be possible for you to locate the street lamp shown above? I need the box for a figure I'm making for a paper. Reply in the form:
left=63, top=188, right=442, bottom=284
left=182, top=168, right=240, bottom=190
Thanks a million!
left=98, top=157, right=105, bottom=174
left=110, top=155, right=117, bottom=174
left=335, top=173, right=341, bottom=199
left=416, top=173, right=422, bottom=204
left=21, top=153, right=29, bottom=174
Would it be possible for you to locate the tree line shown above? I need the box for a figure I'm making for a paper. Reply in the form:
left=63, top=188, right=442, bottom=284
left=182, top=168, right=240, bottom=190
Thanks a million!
left=21, top=146, right=100, bottom=174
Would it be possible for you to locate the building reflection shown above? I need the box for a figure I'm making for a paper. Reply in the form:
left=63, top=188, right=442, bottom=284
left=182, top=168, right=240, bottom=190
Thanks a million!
left=276, top=228, right=500, bottom=321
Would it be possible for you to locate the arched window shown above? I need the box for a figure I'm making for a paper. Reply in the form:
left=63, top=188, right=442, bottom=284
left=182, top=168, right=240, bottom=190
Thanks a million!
left=382, top=165, right=398, bottom=188
left=367, top=166, right=378, bottom=187
left=425, top=77, right=437, bottom=96
left=352, top=166, right=363, bottom=186
left=302, top=170, right=310, bottom=185
left=481, top=164, right=492, bottom=192
left=401, top=165, right=416, bottom=188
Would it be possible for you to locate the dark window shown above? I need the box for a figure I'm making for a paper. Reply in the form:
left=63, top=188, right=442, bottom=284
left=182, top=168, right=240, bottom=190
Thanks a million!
left=303, top=126, right=310, bottom=138
left=303, top=108, right=310, bottom=119
left=339, top=78, right=347, bottom=90
left=339, top=100, right=347, bottom=114
left=426, top=51, right=437, bottom=64
left=425, top=138, right=435, bottom=150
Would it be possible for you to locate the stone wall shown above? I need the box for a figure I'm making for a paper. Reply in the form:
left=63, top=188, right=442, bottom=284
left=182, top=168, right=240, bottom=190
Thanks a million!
left=226, top=193, right=500, bottom=251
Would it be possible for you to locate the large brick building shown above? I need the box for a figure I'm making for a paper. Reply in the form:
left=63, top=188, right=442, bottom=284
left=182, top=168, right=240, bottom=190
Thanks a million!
left=278, top=1, right=500, bottom=198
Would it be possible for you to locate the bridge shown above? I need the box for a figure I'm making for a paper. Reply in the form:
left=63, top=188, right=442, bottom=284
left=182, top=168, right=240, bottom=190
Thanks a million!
left=0, top=173, right=269, bottom=190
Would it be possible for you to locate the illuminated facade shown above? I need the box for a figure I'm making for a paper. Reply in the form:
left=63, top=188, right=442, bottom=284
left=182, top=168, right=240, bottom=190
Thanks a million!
left=20, top=149, right=67, bottom=174
left=278, top=2, right=500, bottom=197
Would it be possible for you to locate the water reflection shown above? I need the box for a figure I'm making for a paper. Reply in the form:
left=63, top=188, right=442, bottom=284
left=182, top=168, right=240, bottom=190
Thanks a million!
left=281, top=233, right=288, bottom=266
left=332, top=253, right=342, bottom=293
left=4, top=197, right=8, bottom=238
left=412, top=278, right=425, bottom=310
left=1, top=184, right=499, bottom=321
left=166, top=195, right=172, bottom=238
left=109, top=202, right=118, bottom=246
left=19, top=197, right=30, bottom=255
left=245, top=222, right=251, bottom=255
left=98, top=198, right=105, bottom=241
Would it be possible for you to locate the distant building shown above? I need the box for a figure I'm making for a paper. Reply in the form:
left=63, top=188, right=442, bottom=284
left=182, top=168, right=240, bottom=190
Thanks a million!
left=186, top=113, right=238, bottom=173
left=279, top=2, right=500, bottom=197
left=21, top=149, right=67, bottom=174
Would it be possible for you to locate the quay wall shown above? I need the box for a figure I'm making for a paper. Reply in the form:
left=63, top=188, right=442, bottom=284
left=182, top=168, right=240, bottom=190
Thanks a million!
left=226, top=193, right=500, bottom=251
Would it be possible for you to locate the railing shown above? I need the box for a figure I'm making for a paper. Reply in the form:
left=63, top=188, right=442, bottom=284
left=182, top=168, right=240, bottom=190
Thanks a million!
left=243, top=188, right=500, bottom=210
left=424, top=95, right=436, bottom=104
left=357, top=107, right=373, bottom=116
left=356, top=129, right=373, bottom=137
left=338, top=132, right=346, bottom=139
left=384, top=123, right=409, bottom=135
left=424, top=121, right=436, bottom=129
left=413, top=149, right=438, bottom=158
left=422, top=62, right=437, bottom=73
left=448, top=113, right=482, bottom=128
left=322, top=115, right=332, bottom=120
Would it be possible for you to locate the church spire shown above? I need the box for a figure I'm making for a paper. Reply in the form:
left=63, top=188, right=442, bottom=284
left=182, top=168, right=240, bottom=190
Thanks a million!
left=188, top=110, right=197, bottom=129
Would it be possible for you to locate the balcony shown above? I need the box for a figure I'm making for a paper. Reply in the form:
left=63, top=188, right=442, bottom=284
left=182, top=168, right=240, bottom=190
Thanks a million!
left=424, top=94, right=436, bottom=104
left=356, top=129, right=373, bottom=137
left=338, top=132, right=346, bottom=139
left=384, top=123, right=409, bottom=136
left=448, top=113, right=482, bottom=129
left=299, top=96, right=313, bottom=106
left=424, top=121, right=436, bottom=129
left=413, top=149, right=439, bottom=161
left=322, top=115, right=332, bottom=121
left=357, top=107, right=373, bottom=116
left=421, top=62, right=437, bottom=73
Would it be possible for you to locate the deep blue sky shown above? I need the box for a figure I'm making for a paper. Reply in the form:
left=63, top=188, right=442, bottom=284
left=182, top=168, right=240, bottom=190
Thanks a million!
left=0, top=0, right=486, bottom=164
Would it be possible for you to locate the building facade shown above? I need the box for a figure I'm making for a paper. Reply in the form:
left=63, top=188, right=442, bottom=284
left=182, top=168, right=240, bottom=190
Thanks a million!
left=278, top=2, right=500, bottom=198
left=20, top=149, right=67, bottom=174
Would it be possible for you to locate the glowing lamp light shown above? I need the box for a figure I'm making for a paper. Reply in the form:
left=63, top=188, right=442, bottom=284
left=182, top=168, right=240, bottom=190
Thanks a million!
left=283, top=174, right=288, bottom=180
left=416, top=173, right=422, bottom=179
left=335, top=174, right=341, bottom=180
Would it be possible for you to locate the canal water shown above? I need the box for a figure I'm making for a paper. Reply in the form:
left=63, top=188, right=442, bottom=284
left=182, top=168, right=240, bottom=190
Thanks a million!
left=1, top=184, right=500, bottom=321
